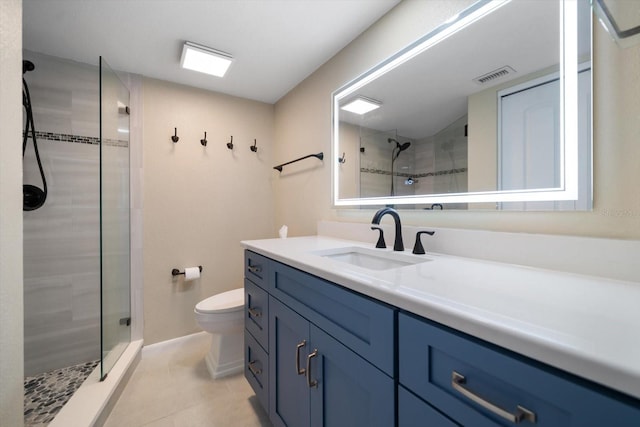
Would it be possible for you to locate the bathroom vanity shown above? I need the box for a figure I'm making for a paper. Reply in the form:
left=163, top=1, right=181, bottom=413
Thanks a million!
left=242, top=236, right=640, bottom=426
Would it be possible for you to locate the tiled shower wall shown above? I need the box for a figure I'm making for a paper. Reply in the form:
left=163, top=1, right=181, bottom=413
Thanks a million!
left=22, top=51, right=101, bottom=376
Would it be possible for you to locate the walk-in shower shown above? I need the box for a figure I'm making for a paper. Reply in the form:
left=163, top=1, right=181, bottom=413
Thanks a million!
left=22, top=51, right=131, bottom=425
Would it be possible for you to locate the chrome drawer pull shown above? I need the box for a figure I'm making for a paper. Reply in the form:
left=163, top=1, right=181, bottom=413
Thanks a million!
left=247, top=307, right=262, bottom=318
left=451, top=371, right=536, bottom=424
left=295, top=340, right=307, bottom=375
left=306, top=349, right=318, bottom=388
left=247, top=361, right=262, bottom=376
left=247, top=265, right=262, bottom=273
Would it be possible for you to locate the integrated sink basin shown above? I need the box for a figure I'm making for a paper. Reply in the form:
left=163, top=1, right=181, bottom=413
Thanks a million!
left=312, top=246, right=431, bottom=271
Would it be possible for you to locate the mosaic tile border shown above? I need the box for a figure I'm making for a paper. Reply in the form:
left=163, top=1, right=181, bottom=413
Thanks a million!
left=360, top=167, right=467, bottom=178
left=26, top=131, right=128, bottom=147
left=24, top=360, right=100, bottom=426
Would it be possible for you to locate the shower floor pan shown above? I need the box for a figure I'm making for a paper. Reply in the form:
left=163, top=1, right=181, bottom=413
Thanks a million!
left=24, top=359, right=99, bottom=426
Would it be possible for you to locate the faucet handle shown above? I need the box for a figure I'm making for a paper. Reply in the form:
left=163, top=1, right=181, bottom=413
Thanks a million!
left=413, top=231, right=435, bottom=255
left=371, top=227, right=386, bottom=249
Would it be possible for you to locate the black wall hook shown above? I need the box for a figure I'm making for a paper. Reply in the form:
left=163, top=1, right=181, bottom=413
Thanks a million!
left=171, top=127, right=179, bottom=143
left=250, top=139, right=258, bottom=152
left=227, top=136, right=234, bottom=150
left=200, top=132, right=207, bottom=146
left=338, top=152, right=346, bottom=164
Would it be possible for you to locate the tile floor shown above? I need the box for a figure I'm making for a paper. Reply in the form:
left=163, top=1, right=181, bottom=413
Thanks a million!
left=24, top=359, right=100, bottom=426
left=104, top=332, right=271, bottom=427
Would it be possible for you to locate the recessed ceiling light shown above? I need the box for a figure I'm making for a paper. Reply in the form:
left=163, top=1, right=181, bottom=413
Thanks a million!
left=180, top=41, right=233, bottom=78
left=340, top=97, right=381, bottom=115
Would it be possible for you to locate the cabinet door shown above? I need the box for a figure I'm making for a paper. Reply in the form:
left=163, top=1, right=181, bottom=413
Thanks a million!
left=269, top=297, right=310, bottom=427
left=309, top=324, right=394, bottom=427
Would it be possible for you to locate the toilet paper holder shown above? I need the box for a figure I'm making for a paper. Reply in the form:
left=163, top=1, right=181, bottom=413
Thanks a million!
left=171, top=266, right=203, bottom=276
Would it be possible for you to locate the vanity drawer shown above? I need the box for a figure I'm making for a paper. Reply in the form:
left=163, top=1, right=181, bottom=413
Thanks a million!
left=399, top=385, right=460, bottom=427
left=244, top=278, right=268, bottom=350
left=399, top=312, right=640, bottom=427
left=245, top=250, right=269, bottom=289
left=244, top=330, right=269, bottom=412
left=269, top=260, right=395, bottom=376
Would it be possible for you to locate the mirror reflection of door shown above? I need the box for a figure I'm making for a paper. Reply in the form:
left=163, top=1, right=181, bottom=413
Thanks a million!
left=498, top=67, right=591, bottom=211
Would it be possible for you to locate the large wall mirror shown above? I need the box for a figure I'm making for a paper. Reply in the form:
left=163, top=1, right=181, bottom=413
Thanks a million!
left=332, top=0, right=592, bottom=210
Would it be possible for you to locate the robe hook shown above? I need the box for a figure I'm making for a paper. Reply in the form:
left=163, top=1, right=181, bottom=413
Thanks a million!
left=227, top=135, right=234, bottom=150
left=171, top=127, right=179, bottom=143
left=250, top=139, right=258, bottom=152
left=200, top=131, right=207, bottom=146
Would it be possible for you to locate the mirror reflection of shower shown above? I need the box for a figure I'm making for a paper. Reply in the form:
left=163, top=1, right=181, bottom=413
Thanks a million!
left=388, top=138, right=411, bottom=196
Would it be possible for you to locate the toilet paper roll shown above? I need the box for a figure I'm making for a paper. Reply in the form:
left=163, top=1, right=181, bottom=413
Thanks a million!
left=184, top=267, right=201, bottom=281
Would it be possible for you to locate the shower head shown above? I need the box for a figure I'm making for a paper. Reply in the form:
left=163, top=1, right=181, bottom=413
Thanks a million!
left=388, top=138, right=411, bottom=152
left=398, top=142, right=411, bottom=152
left=23, top=60, right=35, bottom=75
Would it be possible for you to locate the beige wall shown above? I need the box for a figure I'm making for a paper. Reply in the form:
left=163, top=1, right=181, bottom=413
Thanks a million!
left=467, top=64, right=559, bottom=194
left=142, top=78, right=276, bottom=344
left=0, top=0, right=24, bottom=424
left=274, top=0, right=640, bottom=240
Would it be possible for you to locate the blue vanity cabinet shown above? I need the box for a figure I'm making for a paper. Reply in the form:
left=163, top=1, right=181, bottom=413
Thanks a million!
left=399, top=312, right=640, bottom=427
left=269, top=296, right=394, bottom=427
left=244, top=251, right=271, bottom=414
left=245, top=249, right=640, bottom=427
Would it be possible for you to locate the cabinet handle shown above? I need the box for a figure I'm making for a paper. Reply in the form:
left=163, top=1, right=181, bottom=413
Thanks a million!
left=247, top=264, right=262, bottom=273
left=295, top=340, right=306, bottom=375
left=306, top=349, right=318, bottom=388
left=247, top=307, right=262, bottom=318
left=451, top=371, right=536, bottom=424
left=247, top=361, right=262, bottom=376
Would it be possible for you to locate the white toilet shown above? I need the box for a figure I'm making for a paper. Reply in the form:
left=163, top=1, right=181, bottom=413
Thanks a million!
left=194, top=288, right=245, bottom=379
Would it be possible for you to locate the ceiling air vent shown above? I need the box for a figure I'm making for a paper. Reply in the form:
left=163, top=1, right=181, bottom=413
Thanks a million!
left=473, top=66, right=516, bottom=85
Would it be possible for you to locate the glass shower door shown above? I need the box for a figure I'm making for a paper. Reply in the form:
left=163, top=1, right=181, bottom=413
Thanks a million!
left=99, top=57, right=131, bottom=380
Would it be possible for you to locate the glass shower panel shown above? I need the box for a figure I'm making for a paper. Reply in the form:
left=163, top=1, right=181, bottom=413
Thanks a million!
left=99, top=57, right=130, bottom=379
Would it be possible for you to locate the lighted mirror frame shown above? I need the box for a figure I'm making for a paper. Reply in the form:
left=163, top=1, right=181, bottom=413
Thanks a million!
left=331, top=0, right=581, bottom=207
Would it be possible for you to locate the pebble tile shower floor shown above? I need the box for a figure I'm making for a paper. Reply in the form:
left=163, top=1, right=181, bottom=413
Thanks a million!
left=24, top=360, right=100, bottom=426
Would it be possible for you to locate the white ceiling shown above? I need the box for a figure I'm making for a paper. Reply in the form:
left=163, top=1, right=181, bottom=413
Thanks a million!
left=22, top=0, right=401, bottom=104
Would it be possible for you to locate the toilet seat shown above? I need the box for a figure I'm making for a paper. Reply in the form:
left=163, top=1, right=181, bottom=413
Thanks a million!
left=195, top=288, right=244, bottom=314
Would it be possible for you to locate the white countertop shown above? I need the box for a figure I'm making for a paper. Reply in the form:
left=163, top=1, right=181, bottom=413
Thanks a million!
left=242, top=235, right=640, bottom=400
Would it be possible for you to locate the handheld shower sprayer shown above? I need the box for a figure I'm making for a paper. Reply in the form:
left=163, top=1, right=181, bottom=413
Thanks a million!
left=22, top=60, right=48, bottom=211
left=387, top=137, right=412, bottom=196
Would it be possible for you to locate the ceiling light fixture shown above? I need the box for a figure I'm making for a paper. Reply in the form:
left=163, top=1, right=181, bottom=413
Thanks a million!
left=340, top=96, right=381, bottom=115
left=180, top=41, right=233, bottom=77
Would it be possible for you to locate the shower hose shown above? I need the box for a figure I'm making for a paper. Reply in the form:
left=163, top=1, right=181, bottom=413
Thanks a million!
left=22, top=60, right=48, bottom=211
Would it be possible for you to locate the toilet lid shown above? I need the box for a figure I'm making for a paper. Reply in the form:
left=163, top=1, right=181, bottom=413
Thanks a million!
left=195, top=288, right=244, bottom=314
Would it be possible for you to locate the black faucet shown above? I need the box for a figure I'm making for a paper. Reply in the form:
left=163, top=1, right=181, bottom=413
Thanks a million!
left=371, top=207, right=404, bottom=251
